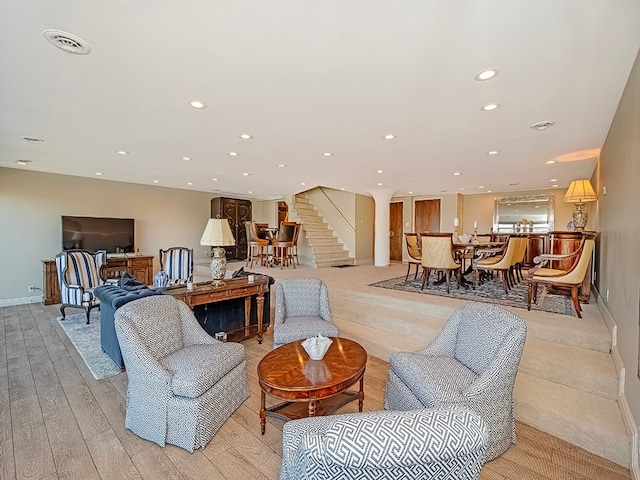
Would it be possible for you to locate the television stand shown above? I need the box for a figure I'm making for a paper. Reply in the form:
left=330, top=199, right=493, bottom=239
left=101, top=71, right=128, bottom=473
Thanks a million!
left=42, top=254, right=154, bottom=305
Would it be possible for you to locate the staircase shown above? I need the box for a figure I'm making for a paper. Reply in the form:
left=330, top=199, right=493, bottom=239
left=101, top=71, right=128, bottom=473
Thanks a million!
left=292, top=194, right=355, bottom=268
left=327, top=287, right=629, bottom=468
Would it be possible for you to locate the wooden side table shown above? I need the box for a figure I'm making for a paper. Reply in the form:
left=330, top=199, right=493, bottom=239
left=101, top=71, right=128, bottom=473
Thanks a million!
left=257, top=337, right=367, bottom=434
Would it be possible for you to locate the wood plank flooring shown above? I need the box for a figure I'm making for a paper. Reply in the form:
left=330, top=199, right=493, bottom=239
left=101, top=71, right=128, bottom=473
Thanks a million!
left=0, top=302, right=631, bottom=480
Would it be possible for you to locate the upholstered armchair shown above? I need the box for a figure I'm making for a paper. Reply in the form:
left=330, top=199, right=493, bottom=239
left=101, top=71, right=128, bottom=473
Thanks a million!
left=159, top=247, right=193, bottom=285
left=420, top=233, right=461, bottom=293
left=280, top=407, right=488, bottom=480
left=385, top=302, right=527, bottom=461
left=527, top=237, right=595, bottom=318
left=56, top=249, right=107, bottom=324
left=404, top=233, right=422, bottom=281
left=115, top=295, right=249, bottom=452
left=273, top=278, right=339, bottom=348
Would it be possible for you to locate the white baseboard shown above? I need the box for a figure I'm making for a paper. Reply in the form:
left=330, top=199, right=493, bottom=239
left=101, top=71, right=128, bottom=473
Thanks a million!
left=0, top=295, right=44, bottom=307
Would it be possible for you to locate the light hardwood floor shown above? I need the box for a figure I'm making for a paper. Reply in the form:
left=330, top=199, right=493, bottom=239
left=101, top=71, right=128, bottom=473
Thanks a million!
left=0, top=299, right=631, bottom=480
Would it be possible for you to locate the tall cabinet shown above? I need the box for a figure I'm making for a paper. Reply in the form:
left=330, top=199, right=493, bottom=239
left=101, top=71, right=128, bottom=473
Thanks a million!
left=211, top=197, right=252, bottom=260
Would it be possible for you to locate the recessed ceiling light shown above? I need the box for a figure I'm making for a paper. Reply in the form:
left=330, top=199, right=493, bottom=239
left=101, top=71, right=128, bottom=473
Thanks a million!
left=340, top=188, right=345, bottom=191
left=153, top=180, right=159, bottom=183
left=182, top=156, right=191, bottom=161
left=277, top=164, right=286, bottom=168
left=212, top=178, right=219, bottom=181
left=377, top=170, right=383, bottom=174
left=453, top=172, right=461, bottom=176
left=460, top=188, right=465, bottom=191
left=546, top=160, right=556, bottom=164
left=408, top=191, right=413, bottom=194
left=95, top=172, right=103, bottom=176
left=474, top=68, right=500, bottom=81
left=487, top=190, right=493, bottom=193
left=384, top=134, right=396, bottom=140
left=487, top=150, right=500, bottom=155
left=323, top=152, right=332, bottom=156
left=550, top=178, right=557, bottom=182
left=248, top=191, right=253, bottom=194
left=478, top=186, right=484, bottom=189
left=553, top=184, right=559, bottom=187
left=23, top=136, right=44, bottom=143
left=15, top=159, right=32, bottom=165
left=481, top=102, right=501, bottom=111
left=300, top=182, right=306, bottom=186
left=441, top=189, right=447, bottom=192
left=189, top=99, right=207, bottom=109
left=377, top=183, right=383, bottom=186
left=228, top=152, right=239, bottom=156
left=187, top=182, right=193, bottom=186
left=239, top=133, right=252, bottom=139
left=242, top=172, right=250, bottom=176
left=116, top=150, right=129, bottom=155
left=509, top=182, right=519, bottom=186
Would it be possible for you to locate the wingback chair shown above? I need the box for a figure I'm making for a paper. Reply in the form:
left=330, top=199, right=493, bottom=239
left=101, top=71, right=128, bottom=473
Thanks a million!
left=527, top=237, right=595, bottom=318
left=159, top=247, right=193, bottom=285
left=405, top=233, right=422, bottom=281
left=420, top=233, right=461, bottom=293
left=280, top=407, right=488, bottom=480
left=273, top=278, right=339, bottom=348
left=115, top=295, right=249, bottom=452
left=385, top=302, right=527, bottom=461
left=56, top=249, right=107, bottom=324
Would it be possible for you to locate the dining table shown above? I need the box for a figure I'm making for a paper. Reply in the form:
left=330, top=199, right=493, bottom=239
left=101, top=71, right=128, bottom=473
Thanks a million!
left=452, top=241, right=506, bottom=286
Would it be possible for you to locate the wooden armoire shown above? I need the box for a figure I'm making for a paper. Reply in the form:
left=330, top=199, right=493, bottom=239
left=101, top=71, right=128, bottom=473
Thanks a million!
left=210, top=197, right=252, bottom=260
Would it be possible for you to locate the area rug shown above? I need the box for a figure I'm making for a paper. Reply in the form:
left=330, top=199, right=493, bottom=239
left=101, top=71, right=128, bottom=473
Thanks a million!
left=57, top=311, right=122, bottom=380
left=370, top=274, right=574, bottom=316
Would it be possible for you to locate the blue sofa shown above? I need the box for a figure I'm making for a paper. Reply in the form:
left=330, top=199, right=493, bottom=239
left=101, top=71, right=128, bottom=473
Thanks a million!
left=94, top=275, right=163, bottom=368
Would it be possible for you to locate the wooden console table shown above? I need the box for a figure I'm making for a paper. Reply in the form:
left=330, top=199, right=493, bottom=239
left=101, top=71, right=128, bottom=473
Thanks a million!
left=164, top=276, right=270, bottom=343
left=42, top=254, right=154, bottom=305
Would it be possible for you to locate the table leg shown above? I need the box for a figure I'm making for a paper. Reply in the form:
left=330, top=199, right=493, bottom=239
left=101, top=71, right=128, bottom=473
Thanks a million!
left=256, top=293, right=264, bottom=344
left=358, top=376, right=365, bottom=412
left=260, top=390, right=267, bottom=435
left=308, top=399, right=317, bottom=417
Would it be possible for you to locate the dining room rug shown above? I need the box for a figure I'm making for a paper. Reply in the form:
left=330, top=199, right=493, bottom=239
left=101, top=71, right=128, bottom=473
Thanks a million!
left=57, top=311, right=122, bottom=380
left=370, top=273, right=574, bottom=316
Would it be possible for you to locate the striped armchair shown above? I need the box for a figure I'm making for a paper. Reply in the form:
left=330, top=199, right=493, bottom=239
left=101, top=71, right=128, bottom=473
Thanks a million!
left=273, top=278, right=339, bottom=348
left=280, top=407, right=488, bottom=480
left=56, top=249, right=107, bottom=324
left=385, top=302, right=527, bottom=461
left=159, top=247, right=193, bottom=285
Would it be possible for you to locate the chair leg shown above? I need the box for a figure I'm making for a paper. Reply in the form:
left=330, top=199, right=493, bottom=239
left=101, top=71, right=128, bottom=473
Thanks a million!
left=445, top=271, right=451, bottom=294
left=501, top=271, right=509, bottom=294
left=414, top=264, right=419, bottom=280
left=405, top=262, right=411, bottom=281
left=527, top=283, right=533, bottom=311
left=571, top=286, right=582, bottom=318
left=60, top=304, right=66, bottom=320
left=420, top=268, right=428, bottom=290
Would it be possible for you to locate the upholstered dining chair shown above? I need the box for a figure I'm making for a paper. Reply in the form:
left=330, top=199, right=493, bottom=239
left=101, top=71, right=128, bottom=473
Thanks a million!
left=420, top=233, right=461, bottom=293
left=273, top=277, right=339, bottom=348
left=509, top=237, right=528, bottom=283
left=384, top=302, right=527, bottom=461
left=404, top=233, right=422, bottom=281
left=115, top=295, right=249, bottom=452
left=473, top=236, right=519, bottom=293
left=56, top=249, right=107, bottom=324
left=271, top=221, right=298, bottom=269
left=527, top=237, right=595, bottom=318
left=244, top=221, right=270, bottom=268
left=159, top=247, right=193, bottom=285
left=280, top=407, right=488, bottom=480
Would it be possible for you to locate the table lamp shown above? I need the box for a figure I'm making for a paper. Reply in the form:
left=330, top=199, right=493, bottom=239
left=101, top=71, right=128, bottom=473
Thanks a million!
left=200, top=217, right=236, bottom=287
left=564, top=179, right=597, bottom=231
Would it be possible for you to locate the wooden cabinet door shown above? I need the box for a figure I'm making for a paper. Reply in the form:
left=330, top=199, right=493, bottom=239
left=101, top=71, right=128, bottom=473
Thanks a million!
left=415, top=199, right=441, bottom=234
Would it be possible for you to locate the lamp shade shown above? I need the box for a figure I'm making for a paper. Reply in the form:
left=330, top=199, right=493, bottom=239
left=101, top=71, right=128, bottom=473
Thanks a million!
left=200, top=218, right=236, bottom=246
left=564, top=180, right=597, bottom=203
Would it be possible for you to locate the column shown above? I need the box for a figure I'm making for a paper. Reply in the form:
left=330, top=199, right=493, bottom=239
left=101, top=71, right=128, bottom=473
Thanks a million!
left=369, top=188, right=397, bottom=267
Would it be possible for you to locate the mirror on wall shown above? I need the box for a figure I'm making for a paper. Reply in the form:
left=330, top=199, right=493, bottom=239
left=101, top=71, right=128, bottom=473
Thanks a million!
left=493, top=194, right=555, bottom=233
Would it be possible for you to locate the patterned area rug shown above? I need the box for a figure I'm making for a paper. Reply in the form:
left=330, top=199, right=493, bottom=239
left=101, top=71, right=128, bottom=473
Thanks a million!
left=57, top=311, right=122, bottom=380
left=370, top=273, right=574, bottom=316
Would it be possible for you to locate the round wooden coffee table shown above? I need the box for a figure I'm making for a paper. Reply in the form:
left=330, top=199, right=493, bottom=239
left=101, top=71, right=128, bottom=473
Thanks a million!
left=257, top=337, right=367, bottom=434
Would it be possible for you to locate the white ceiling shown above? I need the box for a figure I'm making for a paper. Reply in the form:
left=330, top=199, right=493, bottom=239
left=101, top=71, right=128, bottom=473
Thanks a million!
left=1, top=1, right=639, bottom=200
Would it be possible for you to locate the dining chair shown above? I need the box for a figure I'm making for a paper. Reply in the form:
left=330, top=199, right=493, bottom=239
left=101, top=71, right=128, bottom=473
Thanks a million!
left=420, top=233, right=461, bottom=294
left=473, top=237, right=519, bottom=293
left=271, top=221, right=297, bottom=269
left=244, top=221, right=270, bottom=268
left=509, top=237, right=528, bottom=283
left=527, top=237, right=595, bottom=318
left=404, top=233, right=422, bottom=281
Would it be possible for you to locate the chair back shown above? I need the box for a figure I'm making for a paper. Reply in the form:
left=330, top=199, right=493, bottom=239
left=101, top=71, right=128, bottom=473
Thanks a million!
left=58, top=249, right=107, bottom=289
left=421, top=234, right=458, bottom=269
left=550, top=239, right=595, bottom=284
left=480, top=236, right=518, bottom=269
left=405, top=233, right=421, bottom=261
left=277, top=277, right=326, bottom=317
left=159, top=247, right=193, bottom=281
left=115, top=295, right=185, bottom=359
left=510, top=237, right=528, bottom=266
left=276, top=222, right=297, bottom=243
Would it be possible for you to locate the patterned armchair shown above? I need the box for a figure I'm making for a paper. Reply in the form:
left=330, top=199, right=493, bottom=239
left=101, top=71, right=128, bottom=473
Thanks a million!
left=56, top=249, right=107, bottom=324
left=280, top=407, right=488, bottom=480
left=114, top=295, right=249, bottom=452
left=385, top=302, right=526, bottom=461
left=159, top=247, right=194, bottom=285
left=273, top=278, right=339, bottom=348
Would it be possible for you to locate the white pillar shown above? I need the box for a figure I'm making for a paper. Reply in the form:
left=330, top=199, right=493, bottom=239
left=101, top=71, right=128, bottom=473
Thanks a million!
left=368, top=188, right=397, bottom=267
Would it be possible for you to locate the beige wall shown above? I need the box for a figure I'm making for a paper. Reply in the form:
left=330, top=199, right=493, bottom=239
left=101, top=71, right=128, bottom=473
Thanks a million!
left=355, top=194, right=375, bottom=265
left=0, top=168, right=216, bottom=303
left=595, top=48, right=640, bottom=428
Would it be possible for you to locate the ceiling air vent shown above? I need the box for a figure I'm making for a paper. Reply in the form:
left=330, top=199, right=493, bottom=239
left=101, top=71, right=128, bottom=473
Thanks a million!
left=530, top=120, right=556, bottom=131
left=43, top=29, right=92, bottom=55
left=23, top=136, right=44, bottom=143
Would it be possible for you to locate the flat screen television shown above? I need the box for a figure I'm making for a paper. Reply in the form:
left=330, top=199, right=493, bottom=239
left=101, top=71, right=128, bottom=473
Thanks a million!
left=62, top=216, right=135, bottom=253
